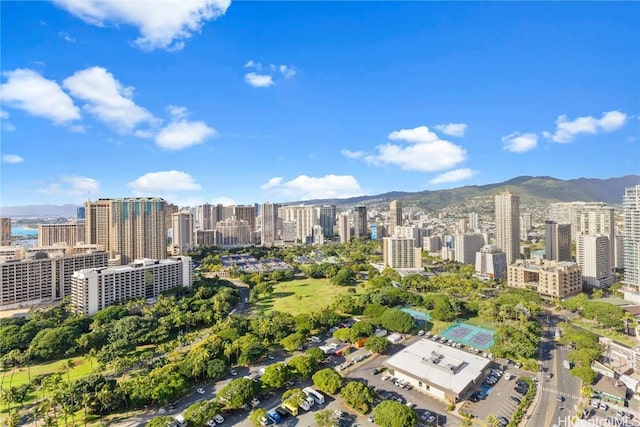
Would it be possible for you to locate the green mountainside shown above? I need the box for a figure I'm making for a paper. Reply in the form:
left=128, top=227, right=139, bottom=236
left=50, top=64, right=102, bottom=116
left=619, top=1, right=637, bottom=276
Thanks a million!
left=307, top=175, right=640, bottom=209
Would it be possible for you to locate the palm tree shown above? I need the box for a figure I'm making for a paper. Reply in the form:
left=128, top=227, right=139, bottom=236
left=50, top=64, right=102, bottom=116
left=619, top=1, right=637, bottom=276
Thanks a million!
left=485, top=415, right=502, bottom=427
left=63, top=360, right=75, bottom=382
left=6, top=408, right=20, bottom=427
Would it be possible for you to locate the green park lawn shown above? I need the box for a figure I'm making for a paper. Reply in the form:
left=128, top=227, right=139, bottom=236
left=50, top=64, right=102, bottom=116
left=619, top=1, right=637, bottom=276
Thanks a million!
left=254, top=278, right=355, bottom=314
left=0, top=355, right=95, bottom=390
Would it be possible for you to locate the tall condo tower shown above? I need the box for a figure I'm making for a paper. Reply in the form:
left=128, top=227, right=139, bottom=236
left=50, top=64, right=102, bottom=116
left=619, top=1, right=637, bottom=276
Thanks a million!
left=494, top=191, right=520, bottom=264
left=389, top=200, right=403, bottom=236
left=260, top=202, right=279, bottom=246
left=353, top=206, right=368, bottom=239
left=545, top=221, right=572, bottom=262
left=624, top=186, right=640, bottom=290
left=171, top=211, right=194, bottom=255
left=85, top=198, right=168, bottom=265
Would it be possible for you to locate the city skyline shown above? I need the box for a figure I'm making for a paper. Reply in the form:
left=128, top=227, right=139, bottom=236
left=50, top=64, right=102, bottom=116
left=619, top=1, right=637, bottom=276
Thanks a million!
left=1, top=1, right=639, bottom=207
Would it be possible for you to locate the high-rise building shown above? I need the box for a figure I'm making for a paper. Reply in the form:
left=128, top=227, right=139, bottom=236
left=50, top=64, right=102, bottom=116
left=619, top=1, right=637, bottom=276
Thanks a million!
left=455, top=233, right=486, bottom=265
left=615, top=234, right=625, bottom=270
left=468, top=212, right=479, bottom=232
left=424, top=235, right=442, bottom=255
left=215, top=219, right=252, bottom=247
left=76, top=207, right=86, bottom=222
left=1, top=218, right=11, bottom=246
left=312, top=225, right=324, bottom=246
left=338, top=214, right=351, bottom=243
left=198, top=203, right=214, bottom=230
left=1, top=249, right=108, bottom=308
left=544, top=221, right=572, bottom=262
left=317, top=205, right=336, bottom=238
left=575, top=203, right=615, bottom=273
left=495, top=191, right=520, bottom=264
left=171, top=211, right=194, bottom=255
left=395, top=225, right=422, bottom=247
left=280, top=205, right=318, bottom=244
left=623, top=186, right=640, bottom=290
left=520, top=213, right=532, bottom=241
left=383, top=237, right=422, bottom=269
left=508, top=259, right=582, bottom=298
left=260, top=202, right=279, bottom=246
left=281, top=220, right=297, bottom=242
left=353, top=206, right=368, bottom=239
left=389, top=200, right=403, bottom=236
left=38, top=223, right=86, bottom=247
left=85, top=198, right=168, bottom=265
left=233, top=205, right=257, bottom=231
left=475, top=244, right=507, bottom=280
left=577, top=234, right=613, bottom=288
left=71, top=256, right=192, bottom=315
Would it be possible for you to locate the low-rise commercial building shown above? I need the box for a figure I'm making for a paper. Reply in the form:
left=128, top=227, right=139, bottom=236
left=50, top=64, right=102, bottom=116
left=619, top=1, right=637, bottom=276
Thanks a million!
left=384, top=338, right=491, bottom=403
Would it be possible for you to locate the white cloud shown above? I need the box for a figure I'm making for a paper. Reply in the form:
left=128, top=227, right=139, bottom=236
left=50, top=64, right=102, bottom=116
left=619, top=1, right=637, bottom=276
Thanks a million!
left=63, top=66, right=156, bottom=133
left=168, top=105, right=188, bottom=119
left=155, top=119, right=216, bottom=150
left=429, top=168, right=476, bottom=184
left=543, top=110, right=628, bottom=143
left=245, top=72, right=274, bottom=88
left=434, top=123, right=467, bottom=137
left=38, top=175, right=100, bottom=196
left=53, top=0, right=230, bottom=51
left=58, top=31, right=76, bottom=42
left=260, top=177, right=283, bottom=190
left=263, top=174, right=363, bottom=200
left=2, top=154, right=24, bottom=164
left=502, top=132, right=538, bottom=153
left=279, top=65, right=296, bottom=78
left=244, top=61, right=296, bottom=87
left=0, top=110, right=8, bottom=119
left=128, top=170, right=201, bottom=195
left=0, top=69, right=81, bottom=124
left=388, top=125, right=440, bottom=144
left=363, top=126, right=467, bottom=172
left=340, top=149, right=366, bottom=159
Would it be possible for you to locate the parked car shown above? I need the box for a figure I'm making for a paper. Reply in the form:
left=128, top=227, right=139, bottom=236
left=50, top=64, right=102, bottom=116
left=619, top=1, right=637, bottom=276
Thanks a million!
left=214, top=414, right=224, bottom=424
left=509, top=396, right=521, bottom=405
left=197, top=388, right=205, bottom=394
left=498, top=416, right=509, bottom=426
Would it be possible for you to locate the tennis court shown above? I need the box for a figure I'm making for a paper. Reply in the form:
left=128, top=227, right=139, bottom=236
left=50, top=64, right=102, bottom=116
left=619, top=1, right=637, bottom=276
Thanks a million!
left=440, top=322, right=495, bottom=350
left=398, top=306, right=431, bottom=321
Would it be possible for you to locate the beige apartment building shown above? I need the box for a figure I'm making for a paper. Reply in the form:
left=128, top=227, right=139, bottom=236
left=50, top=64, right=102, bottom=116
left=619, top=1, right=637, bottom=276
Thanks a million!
left=383, top=237, right=422, bottom=269
left=495, top=191, right=520, bottom=265
left=38, top=223, right=85, bottom=247
left=85, top=198, right=168, bottom=265
left=1, top=248, right=108, bottom=309
left=507, top=259, right=582, bottom=298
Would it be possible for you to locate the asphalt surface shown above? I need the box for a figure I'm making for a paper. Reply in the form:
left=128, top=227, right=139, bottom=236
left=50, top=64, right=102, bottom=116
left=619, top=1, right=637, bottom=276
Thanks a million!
left=527, top=311, right=581, bottom=427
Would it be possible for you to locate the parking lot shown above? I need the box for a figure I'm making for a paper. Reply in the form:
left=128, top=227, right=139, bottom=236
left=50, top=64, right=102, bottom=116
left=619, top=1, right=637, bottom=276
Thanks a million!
left=460, top=369, right=524, bottom=425
left=340, top=335, right=455, bottom=426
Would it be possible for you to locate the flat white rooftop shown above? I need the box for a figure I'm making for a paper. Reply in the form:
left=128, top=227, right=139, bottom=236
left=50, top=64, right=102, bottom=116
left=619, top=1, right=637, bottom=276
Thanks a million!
left=385, top=338, right=491, bottom=394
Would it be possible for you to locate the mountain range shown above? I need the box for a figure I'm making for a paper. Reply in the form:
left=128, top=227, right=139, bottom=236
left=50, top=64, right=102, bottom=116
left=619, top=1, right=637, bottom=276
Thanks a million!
left=302, top=175, right=640, bottom=209
left=1, top=175, right=638, bottom=217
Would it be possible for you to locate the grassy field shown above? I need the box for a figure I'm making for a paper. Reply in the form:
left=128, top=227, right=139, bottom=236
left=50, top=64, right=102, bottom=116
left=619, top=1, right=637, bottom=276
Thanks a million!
left=254, top=278, right=355, bottom=314
left=0, top=355, right=95, bottom=390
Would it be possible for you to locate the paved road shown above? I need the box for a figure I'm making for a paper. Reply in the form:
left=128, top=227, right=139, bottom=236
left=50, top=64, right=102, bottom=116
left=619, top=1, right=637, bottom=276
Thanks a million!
left=527, top=311, right=581, bottom=427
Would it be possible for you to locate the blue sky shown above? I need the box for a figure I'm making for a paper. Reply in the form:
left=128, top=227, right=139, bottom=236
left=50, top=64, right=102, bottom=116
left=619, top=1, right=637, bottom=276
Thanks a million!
left=1, top=1, right=639, bottom=207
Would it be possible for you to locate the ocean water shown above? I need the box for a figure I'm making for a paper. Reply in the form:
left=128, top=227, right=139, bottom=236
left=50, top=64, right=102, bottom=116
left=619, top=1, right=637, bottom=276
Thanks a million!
left=11, top=227, right=39, bottom=237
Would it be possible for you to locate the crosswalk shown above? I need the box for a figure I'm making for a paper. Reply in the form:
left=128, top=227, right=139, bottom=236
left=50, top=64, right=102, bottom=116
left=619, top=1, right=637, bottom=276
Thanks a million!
left=541, top=386, right=580, bottom=401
